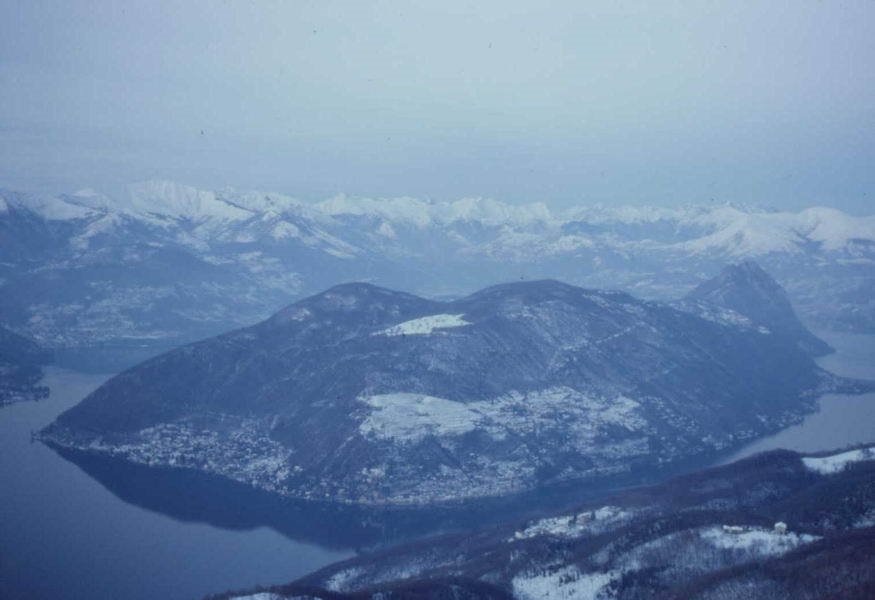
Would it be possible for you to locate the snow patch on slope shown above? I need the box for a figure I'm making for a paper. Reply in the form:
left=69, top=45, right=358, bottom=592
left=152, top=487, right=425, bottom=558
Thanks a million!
left=358, top=393, right=481, bottom=443
left=376, top=314, right=471, bottom=336
left=699, top=526, right=818, bottom=556
left=802, top=447, right=875, bottom=475
left=512, top=506, right=631, bottom=541
left=324, top=566, right=366, bottom=592
left=513, top=566, right=617, bottom=600
left=70, top=213, right=124, bottom=249
left=358, top=387, right=647, bottom=447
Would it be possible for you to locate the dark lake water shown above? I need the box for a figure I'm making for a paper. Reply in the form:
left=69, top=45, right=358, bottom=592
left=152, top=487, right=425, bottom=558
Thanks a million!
left=724, top=331, right=875, bottom=462
left=2, top=331, right=874, bottom=600
left=0, top=370, right=351, bottom=600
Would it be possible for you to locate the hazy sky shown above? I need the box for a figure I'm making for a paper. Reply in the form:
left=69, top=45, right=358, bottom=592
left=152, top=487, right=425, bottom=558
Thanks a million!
left=1, top=1, right=873, bottom=212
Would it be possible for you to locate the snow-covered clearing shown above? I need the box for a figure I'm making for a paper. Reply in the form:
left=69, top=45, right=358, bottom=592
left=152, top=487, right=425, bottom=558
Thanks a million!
left=376, top=313, right=471, bottom=336
left=802, top=447, right=874, bottom=475
left=357, top=387, right=646, bottom=446
left=512, top=506, right=630, bottom=541
left=512, top=567, right=617, bottom=600
left=699, top=526, right=818, bottom=556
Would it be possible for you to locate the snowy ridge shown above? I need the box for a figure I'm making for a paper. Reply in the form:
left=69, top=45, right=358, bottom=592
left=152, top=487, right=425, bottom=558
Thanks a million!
left=7, top=181, right=874, bottom=256
left=2, top=190, right=97, bottom=220
left=317, top=193, right=554, bottom=227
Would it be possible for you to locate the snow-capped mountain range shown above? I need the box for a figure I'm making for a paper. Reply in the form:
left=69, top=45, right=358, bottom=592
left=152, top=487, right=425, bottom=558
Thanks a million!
left=2, top=180, right=874, bottom=367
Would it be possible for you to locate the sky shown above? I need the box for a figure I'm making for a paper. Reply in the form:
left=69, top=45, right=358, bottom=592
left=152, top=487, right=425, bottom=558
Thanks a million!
left=1, top=1, right=874, bottom=213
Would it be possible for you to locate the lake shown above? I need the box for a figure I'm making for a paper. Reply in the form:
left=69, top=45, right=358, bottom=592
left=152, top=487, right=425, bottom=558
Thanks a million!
left=1, top=331, right=873, bottom=599
left=724, top=330, right=875, bottom=462
left=0, top=369, right=351, bottom=600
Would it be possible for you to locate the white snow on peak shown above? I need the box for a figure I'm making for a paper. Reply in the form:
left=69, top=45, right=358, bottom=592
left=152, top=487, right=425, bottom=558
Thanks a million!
left=680, top=206, right=808, bottom=257
left=229, top=593, right=284, bottom=600
left=798, top=206, right=875, bottom=251
left=678, top=205, right=875, bottom=257
left=13, top=194, right=96, bottom=221
left=317, top=194, right=435, bottom=227
left=437, top=196, right=554, bottom=226
left=376, top=313, right=471, bottom=336
left=802, top=447, right=874, bottom=475
left=126, top=180, right=251, bottom=221
left=314, top=196, right=875, bottom=256
left=216, top=188, right=307, bottom=216
left=316, top=194, right=555, bottom=227
left=5, top=180, right=875, bottom=258
left=562, top=203, right=699, bottom=224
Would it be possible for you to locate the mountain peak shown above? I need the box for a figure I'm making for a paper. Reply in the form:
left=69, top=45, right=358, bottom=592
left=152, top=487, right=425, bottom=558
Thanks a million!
left=687, top=261, right=832, bottom=356
left=268, top=281, right=435, bottom=325
left=125, top=180, right=252, bottom=221
left=42, top=277, right=832, bottom=506
left=690, top=261, right=786, bottom=302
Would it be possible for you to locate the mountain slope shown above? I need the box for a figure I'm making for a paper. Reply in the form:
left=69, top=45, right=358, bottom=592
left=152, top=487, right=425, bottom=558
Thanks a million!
left=218, top=446, right=875, bottom=600
left=682, top=261, right=833, bottom=356
left=41, top=274, right=850, bottom=506
left=0, top=325, right=50, bottom=406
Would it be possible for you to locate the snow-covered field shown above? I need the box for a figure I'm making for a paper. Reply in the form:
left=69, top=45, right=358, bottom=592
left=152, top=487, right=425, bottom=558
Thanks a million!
left=511, top=506, right=632, bottom=541
left=699, top=526, right=819, bottom=556
left=357, top=387, right=647, bottom=450
left=513, top=567, right=617, bottom=600
left=376, top=313, right=471, bottom=336
left=802, top=447, right=874, bottom=474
